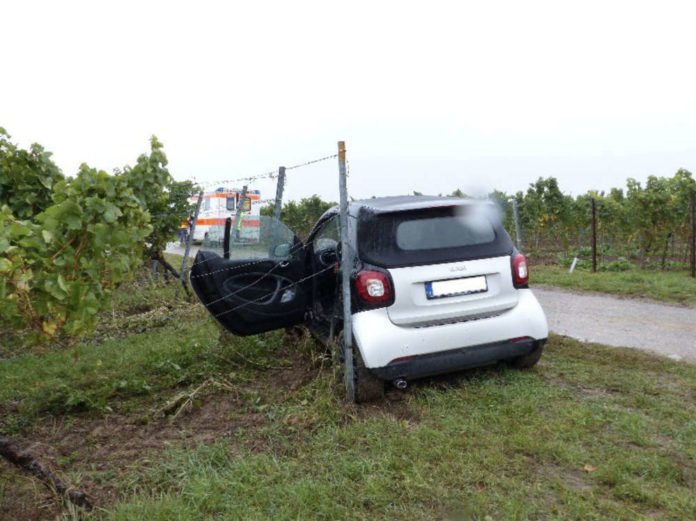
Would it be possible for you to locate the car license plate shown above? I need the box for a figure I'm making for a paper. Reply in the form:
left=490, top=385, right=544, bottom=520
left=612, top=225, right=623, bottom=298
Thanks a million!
left=425, top=276, right=487, bottom=299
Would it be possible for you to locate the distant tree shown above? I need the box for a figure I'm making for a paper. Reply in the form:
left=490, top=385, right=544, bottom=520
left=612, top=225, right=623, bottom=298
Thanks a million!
left=261, top=195, right=335, bottom=240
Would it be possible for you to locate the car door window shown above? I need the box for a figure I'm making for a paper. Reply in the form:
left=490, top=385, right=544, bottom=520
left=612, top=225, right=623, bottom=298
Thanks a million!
left=313, top=217, right=339, bottom=253
left=201, top=215, right=299, bottom=260
left=306, top=215, right=340, bottom=322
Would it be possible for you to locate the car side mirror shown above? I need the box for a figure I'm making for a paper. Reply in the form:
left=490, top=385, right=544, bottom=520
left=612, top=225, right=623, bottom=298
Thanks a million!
left=273, top=243, right=291, bottom=258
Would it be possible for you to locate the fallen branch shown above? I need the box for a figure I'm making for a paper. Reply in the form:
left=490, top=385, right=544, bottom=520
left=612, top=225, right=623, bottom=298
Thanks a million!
left=0, top=436, right=93, bottom=511
left=152, top=252, right=192, bottom=298
left=151, top=252, right=180, bottom=279
left=155, top=378, right=237, bottom=420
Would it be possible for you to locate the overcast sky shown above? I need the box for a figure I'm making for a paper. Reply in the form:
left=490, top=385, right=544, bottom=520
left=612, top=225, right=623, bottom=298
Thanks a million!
left=3, top=0, right=695, bottom=202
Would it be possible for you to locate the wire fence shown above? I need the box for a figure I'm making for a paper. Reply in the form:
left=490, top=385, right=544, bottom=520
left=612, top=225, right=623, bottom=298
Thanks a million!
left=172, top=150, right=342, bottom=290
left=507, top=196, right=696, bottom=273
left=192, top=152, right=338, bottom=190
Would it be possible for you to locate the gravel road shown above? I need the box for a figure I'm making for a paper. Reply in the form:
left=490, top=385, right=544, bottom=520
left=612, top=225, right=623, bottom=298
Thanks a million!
left=534, top=287, right=696, bottom=363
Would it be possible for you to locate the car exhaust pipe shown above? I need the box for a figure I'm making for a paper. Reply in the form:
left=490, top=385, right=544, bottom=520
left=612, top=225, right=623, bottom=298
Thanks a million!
left=393, top=378, right=408, bottom=390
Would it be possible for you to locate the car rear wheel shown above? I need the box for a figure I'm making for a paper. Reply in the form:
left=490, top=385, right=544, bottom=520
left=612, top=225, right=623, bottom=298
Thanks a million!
left=352, top=346, right=385, bottom=403
left=508, top=342, right=544, bottom=369
left=333, top=331, right=384, bottom=403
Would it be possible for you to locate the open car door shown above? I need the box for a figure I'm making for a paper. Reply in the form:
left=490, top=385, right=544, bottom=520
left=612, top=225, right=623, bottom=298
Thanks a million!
left=190, top=216, right=308, bottom=336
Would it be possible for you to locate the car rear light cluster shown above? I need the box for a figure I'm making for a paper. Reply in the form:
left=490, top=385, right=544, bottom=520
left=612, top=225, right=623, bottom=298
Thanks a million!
left=354, top=270, right=393, bottom=308
left=512, top=253, right=529, bottom=287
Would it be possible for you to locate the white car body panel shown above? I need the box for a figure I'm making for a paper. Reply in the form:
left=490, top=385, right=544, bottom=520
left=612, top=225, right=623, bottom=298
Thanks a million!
left=353, top=288, right=548, bottom=369
left=386, top=255, right=519, bottom=327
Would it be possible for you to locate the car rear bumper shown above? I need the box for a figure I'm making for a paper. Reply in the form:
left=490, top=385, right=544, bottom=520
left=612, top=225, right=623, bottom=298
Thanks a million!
left=352, top=288, right=548, bottom=372
left=371, top=337, right=546, bottom=381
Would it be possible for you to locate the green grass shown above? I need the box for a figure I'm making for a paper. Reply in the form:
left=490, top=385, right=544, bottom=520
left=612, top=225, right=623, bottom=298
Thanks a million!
left=0, top=276, right=290, bottom=434
left=1, top=270, right=696, bottom=520
left=533, top=265, right=696, bottom=306
left=102, top=337, right=696, bottom=521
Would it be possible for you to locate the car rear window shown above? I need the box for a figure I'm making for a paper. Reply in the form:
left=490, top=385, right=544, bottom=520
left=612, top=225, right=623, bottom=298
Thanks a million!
left=358, top=204, right=513, bottom=268
left=396, top=214, right=496, bottom=251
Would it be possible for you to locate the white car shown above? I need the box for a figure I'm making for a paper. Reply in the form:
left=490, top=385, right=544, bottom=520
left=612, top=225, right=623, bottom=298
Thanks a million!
left=191, top=196, right=549, bottom=402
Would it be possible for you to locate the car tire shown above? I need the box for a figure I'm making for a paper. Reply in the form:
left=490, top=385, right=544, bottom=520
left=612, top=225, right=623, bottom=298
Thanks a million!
left=508, top=342, right=544, bottom=369
left=334, top=331, right=384, bottom=403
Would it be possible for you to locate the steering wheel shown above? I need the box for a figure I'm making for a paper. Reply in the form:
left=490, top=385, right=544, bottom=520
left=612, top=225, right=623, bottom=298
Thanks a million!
left=318, top=249, right=338, bottom=267
left=222, top=272, right=296, bottom=306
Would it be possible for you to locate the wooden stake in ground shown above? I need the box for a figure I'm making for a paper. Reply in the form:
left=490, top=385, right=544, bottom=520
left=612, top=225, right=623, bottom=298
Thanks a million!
left=0, top=436, right=93, bottom=511
left=691, top=191, right=695, bottom=278
left=591, top=198, right=597, bottom=273
left=512, top=199, right=522, bottom=251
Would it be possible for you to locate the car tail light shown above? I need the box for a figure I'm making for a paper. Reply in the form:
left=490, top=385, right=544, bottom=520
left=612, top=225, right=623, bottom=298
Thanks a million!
left=355, top=270, right=393, bottom=306
left=512, top=253, right=529, bottom=287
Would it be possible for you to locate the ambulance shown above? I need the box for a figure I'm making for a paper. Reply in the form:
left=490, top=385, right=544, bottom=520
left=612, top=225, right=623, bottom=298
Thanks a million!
left=190, top=187, right=262, bottom=242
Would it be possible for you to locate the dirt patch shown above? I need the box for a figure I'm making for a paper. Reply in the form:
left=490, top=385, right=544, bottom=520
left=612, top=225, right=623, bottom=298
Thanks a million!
left=0, top=462, right=63, bottom=521
left=0, top=350, right=319, bottom=520
left=123, top=303, right=153, bottom=316
left=539, top=372, right=621, bottom=399
left=0, top=330, right=424, bottom=520
left=357, top=389, right=421, bottom=424
left=538, top=461, right=594, bottom=493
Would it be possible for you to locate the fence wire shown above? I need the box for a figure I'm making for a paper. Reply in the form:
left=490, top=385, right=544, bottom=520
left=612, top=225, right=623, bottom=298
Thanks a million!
left=193, top=152, right=338, bottom=189
left=285, top=153, right=338, bottom=171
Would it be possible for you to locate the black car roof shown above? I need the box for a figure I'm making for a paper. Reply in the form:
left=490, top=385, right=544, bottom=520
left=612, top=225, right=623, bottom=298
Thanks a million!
left=317, top=196, right=494, bottom=222
left=350, top=195, right=490, bottom=214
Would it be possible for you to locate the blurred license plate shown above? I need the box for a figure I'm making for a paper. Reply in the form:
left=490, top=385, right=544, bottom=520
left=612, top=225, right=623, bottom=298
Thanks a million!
left=425, top=276, right=487, bottom=299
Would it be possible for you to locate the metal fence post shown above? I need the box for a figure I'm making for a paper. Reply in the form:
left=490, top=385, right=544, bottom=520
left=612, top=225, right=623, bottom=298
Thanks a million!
left=512, top=199, right=522, bottom=251
left=591, top=198, right=597, bottom=273
left=181, top=191, right=203, bottom=291
left=337, top=141, right=355, bottom=401
left=234, top=185, right=248, bottom=242
left=274, top=167, right=286, bottom=223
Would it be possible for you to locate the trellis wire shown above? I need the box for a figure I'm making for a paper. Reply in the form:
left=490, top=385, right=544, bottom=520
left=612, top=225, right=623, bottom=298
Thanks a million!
left=193, top=152, right=338, bottom=189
